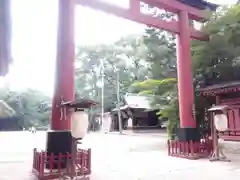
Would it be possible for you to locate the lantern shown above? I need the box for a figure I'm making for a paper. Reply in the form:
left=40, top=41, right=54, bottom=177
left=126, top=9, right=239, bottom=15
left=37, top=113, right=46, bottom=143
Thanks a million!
left=102, top=112, right=112, bottom=133
left=208, top=105, right=230, bottom=162
left=208, top=105, right=228, bottom=132
left=46, top=99, right=98, bottom=170
left=60, top=99, right=99, bottom=140
left=71, top=109, right=89, bottom=139
left=213, top=114, right=228, bottom=132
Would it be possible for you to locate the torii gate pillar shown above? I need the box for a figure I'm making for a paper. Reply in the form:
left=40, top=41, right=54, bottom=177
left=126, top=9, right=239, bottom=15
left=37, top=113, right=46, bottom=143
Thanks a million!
left=177, top=11, right=197, bottom=140
left=46, top=0, right=75, bottom=162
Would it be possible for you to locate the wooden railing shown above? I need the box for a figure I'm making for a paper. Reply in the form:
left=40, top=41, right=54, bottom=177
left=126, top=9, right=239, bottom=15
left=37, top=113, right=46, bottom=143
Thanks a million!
left=32, top=148, right=91, bottom=180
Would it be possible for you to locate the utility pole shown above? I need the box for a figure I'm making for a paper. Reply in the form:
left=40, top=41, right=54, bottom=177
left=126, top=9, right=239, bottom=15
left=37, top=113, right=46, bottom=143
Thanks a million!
left=116, top=70, right=123, bottom=134
left=100, top=59, right=104, bottom=131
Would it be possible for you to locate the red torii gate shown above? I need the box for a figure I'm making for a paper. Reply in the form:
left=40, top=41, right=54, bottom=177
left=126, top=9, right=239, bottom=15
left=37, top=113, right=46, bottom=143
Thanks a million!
left=0, top=0, right=217, bottom=164
left=49, top=0, right=216, bottom=151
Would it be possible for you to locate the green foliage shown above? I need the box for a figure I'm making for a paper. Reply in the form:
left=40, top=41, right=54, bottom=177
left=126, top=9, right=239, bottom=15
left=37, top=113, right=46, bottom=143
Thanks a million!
left=74, top=35, right=150, bottom=128
left=132, top=78, right=177, bottom=95
left=0, top=100, right=15, bottom=117
left=74, top=10, right=177, bottom=124
left=143, top=27, right=176, bottom=79
left=160, top=99, right=179, bottom=139
left=131, top=78, right=177, bottom=109
left=0, top=88, right=51, bottom=129
left=193, top=5, right=240, bottom=87
left=188, top=5, right=240, bottom=138
left=129, top=10, right=178, bottom=137
left=132, top=78, right=178, bottom=138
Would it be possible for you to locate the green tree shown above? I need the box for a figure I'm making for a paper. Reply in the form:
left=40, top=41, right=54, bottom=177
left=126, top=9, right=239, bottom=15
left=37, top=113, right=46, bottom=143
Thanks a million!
left=129, top=9, right=178, bottom=138
left=75, top=36, right=149, bottom=111
left=193, top=5, right=240, bottom=87
left=0, top=88, right=51, bottom=129
left=191, top=5, right=240, bottom=136
left=143, top=27, right=176, bottom=79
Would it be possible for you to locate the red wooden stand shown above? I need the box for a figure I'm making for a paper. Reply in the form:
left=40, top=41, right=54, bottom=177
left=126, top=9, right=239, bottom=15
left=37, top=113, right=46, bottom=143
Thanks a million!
left=32, top=148, right=91, bottom=180
left=168, top=139, right=213, bottom=159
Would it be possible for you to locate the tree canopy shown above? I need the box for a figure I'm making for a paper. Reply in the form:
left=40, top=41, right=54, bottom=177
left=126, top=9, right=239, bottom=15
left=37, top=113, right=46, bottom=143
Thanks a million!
left=193, top=5, right=240, bottom=87
left=0, top=88, right=51, bottom=129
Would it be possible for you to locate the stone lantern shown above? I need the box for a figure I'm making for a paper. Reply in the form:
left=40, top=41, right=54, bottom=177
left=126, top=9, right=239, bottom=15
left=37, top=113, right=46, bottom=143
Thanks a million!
left=47, top=99, right=98, bottom=169
left=208, top=105, right=230, bottom=162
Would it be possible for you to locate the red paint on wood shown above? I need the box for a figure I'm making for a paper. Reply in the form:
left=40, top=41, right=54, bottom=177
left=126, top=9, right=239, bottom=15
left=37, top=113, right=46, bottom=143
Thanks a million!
left=177, top=11, right=195, bottom=128
left=51, top=0, right=75, bottom=130
left=130, top=0, right=140, bottom=14
left=221, top=98, right=240, bottom=105
left=217, top=104, right=240, bottom=140
left=220, top=135, right=240, bottom=141
left=141, top=0, right=209, bottom=22
left=234, top=109, right=240, bottom=135
left=32, top=148, right=91, bottom=180
left=228, top=110, right=235, bottom=136
left=167, top=140, right=212, bottom=159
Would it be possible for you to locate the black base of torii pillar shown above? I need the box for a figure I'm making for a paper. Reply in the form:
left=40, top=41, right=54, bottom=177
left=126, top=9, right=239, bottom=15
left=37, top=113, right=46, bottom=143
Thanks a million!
left=46, top=131, right=72, bottom=169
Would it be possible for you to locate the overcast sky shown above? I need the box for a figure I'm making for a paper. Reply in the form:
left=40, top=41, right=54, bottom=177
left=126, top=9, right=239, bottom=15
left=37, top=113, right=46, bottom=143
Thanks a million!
left=1, top=0, right=238, bottom=96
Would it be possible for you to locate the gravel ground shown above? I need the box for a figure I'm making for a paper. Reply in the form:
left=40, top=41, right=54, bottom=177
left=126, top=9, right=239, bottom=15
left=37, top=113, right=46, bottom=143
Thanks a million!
left=1, top=131, right=240, bottom=180
left=223, top=141, right=240, bottom=154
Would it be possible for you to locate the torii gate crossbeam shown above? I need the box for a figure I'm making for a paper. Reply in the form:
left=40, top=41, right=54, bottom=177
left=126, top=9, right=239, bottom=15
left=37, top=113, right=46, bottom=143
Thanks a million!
left=75, top=0, right=208, bottom=40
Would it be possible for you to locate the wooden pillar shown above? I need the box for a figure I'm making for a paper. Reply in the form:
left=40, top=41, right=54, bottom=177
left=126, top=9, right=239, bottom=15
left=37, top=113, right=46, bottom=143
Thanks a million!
left=51, top=0, right=75, bottom=131
left=0, top=0, right=11, bottom=76
left=216, top=95, right=220, bottom=105
left=176, top=11, right=196, bottom=129
left=46, top=0, right=75, bottom=170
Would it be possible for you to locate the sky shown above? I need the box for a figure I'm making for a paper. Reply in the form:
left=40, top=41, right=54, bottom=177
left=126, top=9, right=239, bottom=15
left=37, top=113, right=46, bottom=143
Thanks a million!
left=0, top=0, right=238, bottom=96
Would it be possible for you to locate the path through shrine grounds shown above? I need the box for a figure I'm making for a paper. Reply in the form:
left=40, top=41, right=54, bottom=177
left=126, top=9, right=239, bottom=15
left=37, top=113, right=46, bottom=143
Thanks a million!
left=1, top=131, right=240, bottom=180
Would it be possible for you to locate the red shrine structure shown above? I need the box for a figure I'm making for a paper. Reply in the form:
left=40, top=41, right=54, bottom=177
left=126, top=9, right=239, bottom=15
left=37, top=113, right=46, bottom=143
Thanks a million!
left=0, top=0, right=218, bottom=178
left=199, top=82, right=240, bottom=141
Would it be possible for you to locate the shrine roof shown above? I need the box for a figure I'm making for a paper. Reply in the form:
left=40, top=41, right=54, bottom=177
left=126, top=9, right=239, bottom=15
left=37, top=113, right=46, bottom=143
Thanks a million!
left=178, top=0, right=218, bottom=11
left=208, top=105, right=228, bottom=112
left=60, top=99, right=99, bottom=109
left=198, top=81, right=240, bottom=92
left=198, top=81, right=240, bottom=96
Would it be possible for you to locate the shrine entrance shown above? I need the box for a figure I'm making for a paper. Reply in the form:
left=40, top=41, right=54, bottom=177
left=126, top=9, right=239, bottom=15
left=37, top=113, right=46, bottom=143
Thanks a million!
left=48, top=0, right=217, bottom=151
left=0, top=0, right=219, bottom=179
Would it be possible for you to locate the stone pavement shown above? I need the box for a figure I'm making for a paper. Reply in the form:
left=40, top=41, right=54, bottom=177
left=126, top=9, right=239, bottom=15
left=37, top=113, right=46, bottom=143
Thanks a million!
left=1, top=131, right=240, bottom=180
left=88, top=133, right=240, bottom=180
left=108, top=129, right=168, bottom=137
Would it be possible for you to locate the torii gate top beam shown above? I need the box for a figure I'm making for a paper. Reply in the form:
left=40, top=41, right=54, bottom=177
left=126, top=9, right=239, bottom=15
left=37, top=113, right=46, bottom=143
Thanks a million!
left=75, top=0, right=211, bottom=40
left=142, top=0, right=211, bottom=22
